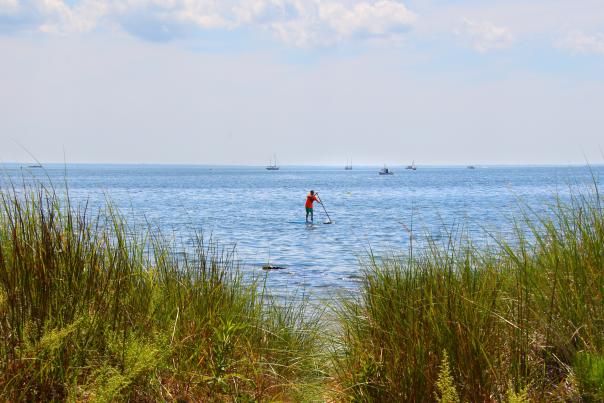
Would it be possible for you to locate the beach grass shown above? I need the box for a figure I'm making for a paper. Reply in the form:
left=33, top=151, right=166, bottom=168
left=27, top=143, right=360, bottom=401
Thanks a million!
left=2, top=178, right=604, bottom=402
left=330, top=186, right=604, bottom=401
left=0, top=183, right=325, bottom=401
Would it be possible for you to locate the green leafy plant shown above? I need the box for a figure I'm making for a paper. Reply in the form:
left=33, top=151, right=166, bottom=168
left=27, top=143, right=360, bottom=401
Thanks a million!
left=435, top=350, right=459, bottom=403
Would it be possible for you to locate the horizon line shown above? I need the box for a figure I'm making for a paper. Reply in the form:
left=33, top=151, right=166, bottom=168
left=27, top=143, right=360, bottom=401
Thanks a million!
left=2, top=162, right=602, bottom=168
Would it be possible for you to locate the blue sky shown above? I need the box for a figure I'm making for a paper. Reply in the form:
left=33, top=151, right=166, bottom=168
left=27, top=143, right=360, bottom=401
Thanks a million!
left=1, top=0, right=603, bottom=165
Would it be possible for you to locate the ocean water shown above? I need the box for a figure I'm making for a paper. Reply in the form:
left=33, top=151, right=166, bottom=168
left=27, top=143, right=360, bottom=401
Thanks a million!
left=2, top=164, right=602, bottom=298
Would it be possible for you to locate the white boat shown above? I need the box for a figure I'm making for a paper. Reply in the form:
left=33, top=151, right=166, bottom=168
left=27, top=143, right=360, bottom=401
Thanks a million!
left=266, top=155, right=280, bottom=170
left=405, top=160, right=417, bottom=170
left=379, top=165, right=394, bottom=175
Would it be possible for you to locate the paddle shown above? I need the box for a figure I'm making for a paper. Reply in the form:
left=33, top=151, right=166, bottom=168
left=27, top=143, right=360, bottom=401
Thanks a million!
left=316, top=193, right=333, bottom=224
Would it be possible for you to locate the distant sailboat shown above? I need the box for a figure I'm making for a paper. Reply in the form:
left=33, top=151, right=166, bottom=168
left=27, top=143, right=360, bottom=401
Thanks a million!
left=405, top=160, right=417, bottom=171
left=28, top=164, right=43, bottom=168
left=266, top=155, right=280, bottom=170
left=467, top=165, right=476, bottom=169
left=345, top=158, right=352, bottom=170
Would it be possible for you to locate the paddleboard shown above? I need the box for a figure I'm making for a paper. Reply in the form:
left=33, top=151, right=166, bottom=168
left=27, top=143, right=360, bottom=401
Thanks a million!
left=285, top=220, right=324, bottom=228
left=287, top=220, right=316, bottom=225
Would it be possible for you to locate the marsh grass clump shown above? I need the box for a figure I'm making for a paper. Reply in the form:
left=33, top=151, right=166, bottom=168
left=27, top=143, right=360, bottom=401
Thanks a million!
left=0, top=184, right=325, bottom=401
left=573, top=352, right=604, bottom=400
left=333, top=187, right=604, bottom=401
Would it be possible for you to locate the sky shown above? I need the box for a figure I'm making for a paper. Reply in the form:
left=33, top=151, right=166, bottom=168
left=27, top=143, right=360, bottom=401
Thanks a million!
left=1, top=0, right=603, bottom=165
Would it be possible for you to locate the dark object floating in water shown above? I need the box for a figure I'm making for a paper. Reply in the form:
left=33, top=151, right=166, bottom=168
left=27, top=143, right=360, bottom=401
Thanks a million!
left=467, top=165, right=476, bottom=169
left=262, top=265, right=287, bottom=270
left=379, top=165, right=394, bottom=175
left=28, top=164, right=43, bottom=168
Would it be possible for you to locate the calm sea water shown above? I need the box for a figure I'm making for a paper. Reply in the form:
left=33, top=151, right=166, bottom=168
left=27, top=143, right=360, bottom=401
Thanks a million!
left=2, top=164, right=602, bottom=298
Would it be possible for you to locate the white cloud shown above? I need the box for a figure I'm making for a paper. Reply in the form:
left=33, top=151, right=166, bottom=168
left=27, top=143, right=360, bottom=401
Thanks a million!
left=233, top=0, right=297, bottom=24
left=37, top=0, right=108, bottom=33
left=0, top=0, right=20, bottom=14
left=266, top=1, right=416, bottom=47
left=320, top=1, right=415, bottom=37
left=0, top=0, right=108, bottom=34
left=455, top=19, right=513, bottom=52
left=270, top=18, right=321, bottom=47
left=0, top=0, right=416, bottom=46
left=558, top=31, right=604, bottom=55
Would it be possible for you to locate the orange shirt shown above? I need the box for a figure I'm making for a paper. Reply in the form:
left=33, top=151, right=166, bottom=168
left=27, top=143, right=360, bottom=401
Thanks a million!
left=305, top=194, right=318, bottom=208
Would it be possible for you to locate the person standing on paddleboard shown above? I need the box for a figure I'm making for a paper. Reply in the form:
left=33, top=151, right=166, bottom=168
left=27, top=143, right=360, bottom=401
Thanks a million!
left=305, top=190, right=321, bottom=223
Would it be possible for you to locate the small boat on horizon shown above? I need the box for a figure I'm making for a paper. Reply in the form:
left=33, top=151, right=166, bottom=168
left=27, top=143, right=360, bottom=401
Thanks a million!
left=266, top=155, right=280, bottom=170
left=345, top=158, right=352, bottom=170
left=405, top=160, right=417, bottom=171
left=379, top=165, right=394, bottom=175
left=28, top=164, right=43, bottom=168
left=467, top=165, right=476, bottom=169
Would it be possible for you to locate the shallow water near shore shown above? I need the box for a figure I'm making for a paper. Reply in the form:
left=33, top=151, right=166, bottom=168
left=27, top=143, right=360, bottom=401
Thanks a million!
left=3, top=164, right=602, bottom=298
